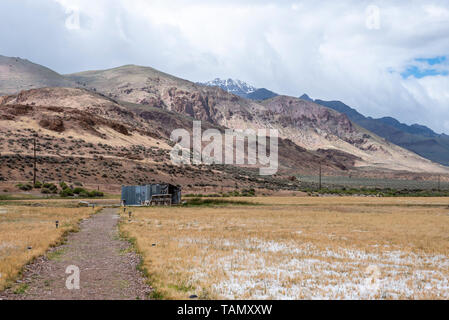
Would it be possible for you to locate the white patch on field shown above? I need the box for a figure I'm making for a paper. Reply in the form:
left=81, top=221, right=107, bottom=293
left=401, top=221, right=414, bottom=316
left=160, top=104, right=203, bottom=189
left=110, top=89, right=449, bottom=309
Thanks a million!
left=0, top=208, right=7, bottom=214
left=0, top=242, right=17, bottom=254
left=180, top=237, right=449, bottom=299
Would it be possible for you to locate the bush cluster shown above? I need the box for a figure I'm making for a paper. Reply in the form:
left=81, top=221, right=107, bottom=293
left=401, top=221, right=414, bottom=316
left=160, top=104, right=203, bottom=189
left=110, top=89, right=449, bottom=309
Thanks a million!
left=16, top=180, right=104, bottom=198
left=301, top=187, right=449, bottom=197
left=16, top=183, right=33, bottom=191
left=42, top=183, right=58, bottom=194
left=59, top=182, right=104, bottom=198
left=184, top=189, right=256, bottom=198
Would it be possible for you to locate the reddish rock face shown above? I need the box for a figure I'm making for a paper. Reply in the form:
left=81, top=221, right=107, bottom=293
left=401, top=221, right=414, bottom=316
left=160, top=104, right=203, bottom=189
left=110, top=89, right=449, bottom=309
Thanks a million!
left=139, top=97, right=165, bottom=108
left=2, top=104, right=34, bottom=116
left=162, top=87, right=213, bottom=122
left=108, top=122, right=129, bottom=136
left=262, top=96, right=357, bottom=138
left=39, top=116, right=65, bottom=132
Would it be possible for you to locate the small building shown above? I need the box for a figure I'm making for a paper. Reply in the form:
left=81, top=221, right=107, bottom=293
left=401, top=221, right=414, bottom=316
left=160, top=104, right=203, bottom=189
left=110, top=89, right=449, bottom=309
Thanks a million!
left=121, top=184, right=182, bottom=206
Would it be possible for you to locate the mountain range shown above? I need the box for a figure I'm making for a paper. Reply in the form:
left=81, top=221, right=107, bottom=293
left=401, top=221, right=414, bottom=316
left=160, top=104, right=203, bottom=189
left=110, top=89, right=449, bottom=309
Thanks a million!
left=200, top=79, right=449, bottom=167
left=0, top=55, right=448, bottom=191
left=309, top=98, right=449, bottom=167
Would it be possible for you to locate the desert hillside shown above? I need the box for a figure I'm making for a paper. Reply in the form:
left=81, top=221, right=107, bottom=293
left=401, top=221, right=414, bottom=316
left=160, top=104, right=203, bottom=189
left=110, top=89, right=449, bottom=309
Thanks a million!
left=0, top=55, right=74, bottom=95
left=1, top=87, right=368, bottom=193
left=0, top=55, right=447, bottom=190
left=67, top=65, right=449, bottom=174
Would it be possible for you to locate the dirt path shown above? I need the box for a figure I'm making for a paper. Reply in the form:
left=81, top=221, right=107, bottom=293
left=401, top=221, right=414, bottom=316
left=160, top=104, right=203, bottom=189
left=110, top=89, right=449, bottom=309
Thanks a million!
left=0, top=208, right=152, bottom=300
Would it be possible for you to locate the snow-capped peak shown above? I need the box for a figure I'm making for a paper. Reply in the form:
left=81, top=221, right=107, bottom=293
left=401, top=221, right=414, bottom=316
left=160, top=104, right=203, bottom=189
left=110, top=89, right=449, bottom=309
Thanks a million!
left=198, top=78, right=257, bottom=97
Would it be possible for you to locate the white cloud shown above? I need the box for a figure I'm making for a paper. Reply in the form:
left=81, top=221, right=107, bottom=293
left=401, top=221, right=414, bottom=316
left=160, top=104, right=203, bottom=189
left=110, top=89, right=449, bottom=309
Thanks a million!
left=0, top=0, right=448, bottom=133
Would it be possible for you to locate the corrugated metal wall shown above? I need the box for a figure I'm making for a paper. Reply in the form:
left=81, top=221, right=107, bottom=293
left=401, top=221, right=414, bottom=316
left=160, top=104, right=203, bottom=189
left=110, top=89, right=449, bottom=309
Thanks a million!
left=121, top=186, right=136, bottom=205
left=121, top=184, right=181, bottom=205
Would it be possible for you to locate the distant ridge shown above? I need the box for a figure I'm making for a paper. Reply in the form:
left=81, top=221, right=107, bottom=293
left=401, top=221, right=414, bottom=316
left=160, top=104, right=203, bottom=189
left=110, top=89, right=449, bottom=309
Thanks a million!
left=312, top=98, right=449, bottom=166
left=0, top=55, right=75, bottom=95
left=246, top=88, right=278, bottom=101
left=299, top=94, right=313, bottom=102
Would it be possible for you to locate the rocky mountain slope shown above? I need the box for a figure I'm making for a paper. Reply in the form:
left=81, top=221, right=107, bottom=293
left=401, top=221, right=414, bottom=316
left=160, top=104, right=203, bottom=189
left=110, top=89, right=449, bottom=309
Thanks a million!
left=1, top=55, right=448, bottom=185
left=260, top=96, right=449, bottom=173
left=66, top=65, right=449, bottom=174
left=0, top=55, right=74, bottom=95
left=312, top=98, right=449, bottom=166
left=200, top=77, right=449, bottom=167
left=0, top=87, right=366, bottom=193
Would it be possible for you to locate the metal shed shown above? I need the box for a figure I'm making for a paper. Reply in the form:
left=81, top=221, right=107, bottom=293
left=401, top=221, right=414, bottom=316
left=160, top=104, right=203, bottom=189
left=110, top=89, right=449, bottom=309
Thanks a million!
left=121, top=184, right=181, bottom=206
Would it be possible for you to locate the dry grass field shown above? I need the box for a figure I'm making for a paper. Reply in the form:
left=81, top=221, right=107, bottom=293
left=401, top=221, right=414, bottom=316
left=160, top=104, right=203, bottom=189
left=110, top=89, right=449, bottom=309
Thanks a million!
left=120, top=197, right=449, bottom=300
left=0, top=205, right=97, bottom=290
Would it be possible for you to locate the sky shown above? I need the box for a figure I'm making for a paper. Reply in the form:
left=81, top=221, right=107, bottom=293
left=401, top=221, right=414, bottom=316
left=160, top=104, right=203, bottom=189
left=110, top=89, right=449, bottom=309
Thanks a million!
left=0, top=0, right=448, bottom=134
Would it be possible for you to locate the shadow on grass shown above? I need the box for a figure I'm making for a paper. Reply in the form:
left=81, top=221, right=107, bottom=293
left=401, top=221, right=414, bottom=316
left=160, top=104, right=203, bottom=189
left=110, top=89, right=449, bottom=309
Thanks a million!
left=0, top=195, right=40, bottom=201
left=182, top=198, right=260, bottom=207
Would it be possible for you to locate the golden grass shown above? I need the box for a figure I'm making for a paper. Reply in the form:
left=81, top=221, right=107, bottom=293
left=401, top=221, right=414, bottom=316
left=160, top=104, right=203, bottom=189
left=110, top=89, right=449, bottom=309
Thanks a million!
left=0, top=205, right=98, bottom=290
left=120, top=197, right=449, bottom=300
left=3, top=198, right=119, bottom=206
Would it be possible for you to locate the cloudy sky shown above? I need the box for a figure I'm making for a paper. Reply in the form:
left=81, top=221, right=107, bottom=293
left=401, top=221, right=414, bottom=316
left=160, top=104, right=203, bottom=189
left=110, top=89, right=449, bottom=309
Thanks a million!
left=1, top=0, right=448, bottom=133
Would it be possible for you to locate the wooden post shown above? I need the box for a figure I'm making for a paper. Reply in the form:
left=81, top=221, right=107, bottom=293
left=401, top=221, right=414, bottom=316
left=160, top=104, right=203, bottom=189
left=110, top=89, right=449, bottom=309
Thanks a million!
left=33, top=137, right=37, bottom=186
left=319, top=162, right=322, bottom=190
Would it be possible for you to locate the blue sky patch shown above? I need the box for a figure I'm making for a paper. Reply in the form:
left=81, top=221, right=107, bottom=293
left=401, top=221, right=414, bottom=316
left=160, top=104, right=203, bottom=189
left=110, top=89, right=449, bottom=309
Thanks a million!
left=401, top=66, right=448, bottom=79
left=401, top=56, right=448, bottom=79
left=415, top=56, right=446, bottom=65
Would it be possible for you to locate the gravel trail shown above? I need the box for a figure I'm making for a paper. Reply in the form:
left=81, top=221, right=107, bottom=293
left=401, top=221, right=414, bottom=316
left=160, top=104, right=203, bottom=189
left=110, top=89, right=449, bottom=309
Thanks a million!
left=0, top=208, right=151, bottom=300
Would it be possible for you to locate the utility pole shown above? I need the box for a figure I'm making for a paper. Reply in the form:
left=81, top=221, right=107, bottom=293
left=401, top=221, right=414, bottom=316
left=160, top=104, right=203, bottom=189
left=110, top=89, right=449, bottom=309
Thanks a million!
left=438, top=175, right=441, bottom=191
left=33, top=136, right=37, bottom=186
left=319, top=162, right=322, bottom=190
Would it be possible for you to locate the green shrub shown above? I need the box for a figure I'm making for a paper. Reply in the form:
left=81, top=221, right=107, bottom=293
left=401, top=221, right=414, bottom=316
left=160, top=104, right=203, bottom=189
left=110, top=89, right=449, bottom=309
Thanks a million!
left=43, top=183, right=58, bottom=193
left=34, top=181, right=42, bottom=189
left=17, top=183, right=33, bottom=191
left=59, top=181, right=69, bottom=190
left=41, top=188, right=52, bottom=194
left=88, top=190, right=104, bottom=198
left=60, top=188, right=74, bottom=197
left=241, top=188, right=256, bottom=197
left=79, top=191, right=90, bottom=198
left=73, top=187, right=87, bottom=195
